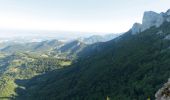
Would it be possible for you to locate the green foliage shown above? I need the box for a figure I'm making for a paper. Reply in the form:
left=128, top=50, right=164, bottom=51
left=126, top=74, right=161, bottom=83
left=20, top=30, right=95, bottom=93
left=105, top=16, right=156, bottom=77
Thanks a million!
left=0, top=76, right=16, bottom=99
left=0, top=53, right=71, bottom=99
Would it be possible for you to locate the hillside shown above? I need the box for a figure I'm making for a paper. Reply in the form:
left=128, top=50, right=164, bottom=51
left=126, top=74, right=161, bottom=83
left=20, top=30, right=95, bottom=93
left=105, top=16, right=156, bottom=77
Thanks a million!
left=0, top=53, right=71, bottom=99
left=81, top=33, right=120, bottom=44
left=9, top=20, right=170, bottom=100
left=54, top=40, right=87, bottom=59
left=1, top=39, right=64, bottom=53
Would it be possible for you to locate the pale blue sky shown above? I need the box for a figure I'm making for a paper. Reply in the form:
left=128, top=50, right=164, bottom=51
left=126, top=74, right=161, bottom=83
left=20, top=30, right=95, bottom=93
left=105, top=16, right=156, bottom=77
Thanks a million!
left=0, top=0, right=170, bottom=33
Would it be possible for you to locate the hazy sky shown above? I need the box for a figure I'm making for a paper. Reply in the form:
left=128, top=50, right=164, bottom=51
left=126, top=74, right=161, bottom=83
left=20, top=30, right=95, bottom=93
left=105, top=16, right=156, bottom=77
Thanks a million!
left=0, top=0, right=170, bottom=33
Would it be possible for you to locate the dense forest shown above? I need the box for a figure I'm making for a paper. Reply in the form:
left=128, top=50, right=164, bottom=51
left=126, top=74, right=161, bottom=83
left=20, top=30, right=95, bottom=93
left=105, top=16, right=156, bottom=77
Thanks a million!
left=0, top=53, right=71, bottom=99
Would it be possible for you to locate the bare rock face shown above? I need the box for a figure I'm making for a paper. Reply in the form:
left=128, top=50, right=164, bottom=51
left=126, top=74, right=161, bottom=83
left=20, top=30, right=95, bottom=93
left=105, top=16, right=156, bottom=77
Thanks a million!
left=166, top=9, right=170, bottom=22
left=166, top=9, right=170, bottom=16
left=155, top=79, right=170, bottom=100
left=164, top=34, right=170, bottom=40
left=131, top=9, right=170, bottom=34
left=141, top=11, right=164, bottom=31
left=131, top=23, right=142, bottom=34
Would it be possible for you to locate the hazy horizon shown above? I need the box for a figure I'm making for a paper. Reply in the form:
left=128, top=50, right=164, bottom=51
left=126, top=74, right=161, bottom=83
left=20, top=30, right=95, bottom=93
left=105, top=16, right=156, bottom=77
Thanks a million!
left=0, top=0, right=170, bottom=37
left=0, top=29, right=117, bottom=41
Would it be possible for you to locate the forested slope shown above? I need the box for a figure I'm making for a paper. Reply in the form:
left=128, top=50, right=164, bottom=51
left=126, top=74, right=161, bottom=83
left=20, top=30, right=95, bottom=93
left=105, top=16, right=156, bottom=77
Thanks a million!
left=12, top=22, right=170, bottom=100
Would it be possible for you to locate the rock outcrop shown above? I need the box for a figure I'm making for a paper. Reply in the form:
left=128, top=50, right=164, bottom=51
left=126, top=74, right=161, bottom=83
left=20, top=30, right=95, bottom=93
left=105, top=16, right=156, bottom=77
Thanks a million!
left=141, top=11, right=164, bottom=31
left=131, top=23, right=142, bottom=34
left=166, top=9, right=170, bottom=16
left=132, top=9, right=170, bottom=34
left=155, top=79, right=170, bottom=100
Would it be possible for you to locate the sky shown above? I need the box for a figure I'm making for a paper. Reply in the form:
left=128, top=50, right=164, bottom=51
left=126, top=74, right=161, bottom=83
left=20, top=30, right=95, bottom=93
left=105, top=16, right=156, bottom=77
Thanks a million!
left=0, top=0, right=170, bottom=35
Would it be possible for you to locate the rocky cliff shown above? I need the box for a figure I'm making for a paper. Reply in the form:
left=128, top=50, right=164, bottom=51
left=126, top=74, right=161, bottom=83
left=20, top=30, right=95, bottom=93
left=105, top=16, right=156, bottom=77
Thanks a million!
left=132, top=9, right=170, bottom=34
left=155, top=79, right=170, bottom=100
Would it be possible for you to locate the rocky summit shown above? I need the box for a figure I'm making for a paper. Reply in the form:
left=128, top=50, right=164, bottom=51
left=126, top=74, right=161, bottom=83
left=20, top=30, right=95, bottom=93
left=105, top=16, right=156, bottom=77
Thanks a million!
left=132, top=9, right=170, bottom=34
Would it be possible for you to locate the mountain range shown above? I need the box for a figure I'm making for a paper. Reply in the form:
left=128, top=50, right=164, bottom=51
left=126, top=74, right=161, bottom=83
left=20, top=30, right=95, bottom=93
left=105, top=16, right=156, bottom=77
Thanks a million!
left=80, top=33, right=120, bottom=44
left=0, top=33, right=120, bottom=59
left=0, top=9, right=170, bottom=100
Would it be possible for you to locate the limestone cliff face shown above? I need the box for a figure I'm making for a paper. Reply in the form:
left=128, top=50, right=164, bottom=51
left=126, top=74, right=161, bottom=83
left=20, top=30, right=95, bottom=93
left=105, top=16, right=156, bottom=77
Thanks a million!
left=166, top=9, right=170, bottom=16
left=155, top=79, right=170, bottom=100
left=141, top=11, right=164, bottom=31
left=131, top=9, right=170, bottom=34
left=131, top=23, right=142, bottom=34
left=165, top=9, right=170, bottom=22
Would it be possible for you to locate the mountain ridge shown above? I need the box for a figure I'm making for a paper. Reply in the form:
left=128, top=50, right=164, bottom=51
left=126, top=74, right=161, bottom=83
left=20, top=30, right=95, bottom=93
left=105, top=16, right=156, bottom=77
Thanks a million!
left=131, top=9, right=170, bottom=34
